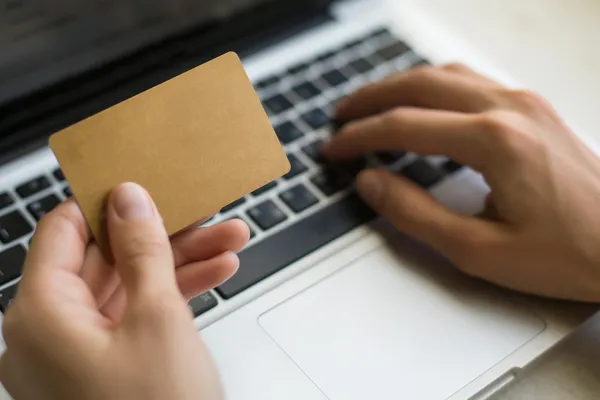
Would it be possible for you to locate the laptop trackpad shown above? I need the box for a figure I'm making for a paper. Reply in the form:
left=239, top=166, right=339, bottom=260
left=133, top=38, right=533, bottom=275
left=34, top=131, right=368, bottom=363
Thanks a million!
left=259, top=245, right=545, bottom=400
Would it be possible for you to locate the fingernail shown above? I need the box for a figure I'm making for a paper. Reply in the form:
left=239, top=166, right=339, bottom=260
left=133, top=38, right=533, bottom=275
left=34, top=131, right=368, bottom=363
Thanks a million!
left=356, top=170, right=384, bottom=205
left=112, top=182, right=154, bottom=221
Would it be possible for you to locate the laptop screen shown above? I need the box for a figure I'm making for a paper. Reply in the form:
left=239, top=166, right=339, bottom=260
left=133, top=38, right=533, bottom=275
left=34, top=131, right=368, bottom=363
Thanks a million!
left=0, top=0, right=283, bottom=106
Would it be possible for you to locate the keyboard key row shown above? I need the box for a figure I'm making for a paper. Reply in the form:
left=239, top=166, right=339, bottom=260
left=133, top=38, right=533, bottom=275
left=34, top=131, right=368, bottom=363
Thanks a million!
left=216, top=194, right=376, bottom=299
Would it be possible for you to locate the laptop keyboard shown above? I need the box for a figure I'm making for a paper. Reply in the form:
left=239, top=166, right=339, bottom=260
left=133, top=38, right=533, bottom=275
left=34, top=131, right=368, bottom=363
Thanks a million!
left=0, top=27, right=465, bottom=316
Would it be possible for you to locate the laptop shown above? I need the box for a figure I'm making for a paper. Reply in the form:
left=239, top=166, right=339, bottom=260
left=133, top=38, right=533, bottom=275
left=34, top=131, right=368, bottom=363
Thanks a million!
left=0, top=1, right=594, bottom=399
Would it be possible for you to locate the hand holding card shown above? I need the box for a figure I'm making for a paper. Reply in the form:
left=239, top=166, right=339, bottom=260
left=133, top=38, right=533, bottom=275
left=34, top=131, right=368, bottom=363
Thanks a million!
left=50, top=52, right=289, bottom=254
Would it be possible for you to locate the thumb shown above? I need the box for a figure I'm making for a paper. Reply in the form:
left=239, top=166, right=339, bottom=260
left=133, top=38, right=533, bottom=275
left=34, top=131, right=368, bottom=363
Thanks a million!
left=107, top=182, right=178, bottom=300
left=356, top=169, right=489, bottom=257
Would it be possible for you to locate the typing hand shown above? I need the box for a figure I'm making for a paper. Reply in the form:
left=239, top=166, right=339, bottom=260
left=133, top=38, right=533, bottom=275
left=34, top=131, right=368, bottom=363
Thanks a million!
left=0, top=183, right=249, bottom=400
left=323, top=64, right=600, bottom=302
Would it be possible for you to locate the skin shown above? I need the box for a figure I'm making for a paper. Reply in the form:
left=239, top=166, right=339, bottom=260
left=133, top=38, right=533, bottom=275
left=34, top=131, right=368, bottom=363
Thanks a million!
left=2, top=64, right=600, bottom=399
left=0, top=183, right=249, bottom=400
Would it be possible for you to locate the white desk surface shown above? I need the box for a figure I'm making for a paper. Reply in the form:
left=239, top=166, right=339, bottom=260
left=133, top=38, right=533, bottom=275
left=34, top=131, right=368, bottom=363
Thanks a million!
left=381, top=1, right=600, bottom=398
left=391, top=0, right=600, bottom=144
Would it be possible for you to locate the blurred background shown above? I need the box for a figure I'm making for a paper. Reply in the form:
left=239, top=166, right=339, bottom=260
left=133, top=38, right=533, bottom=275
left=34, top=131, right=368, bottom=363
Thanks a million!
left=385, top=0, right=600, bottom=145
left=0, top=0, right=272, bottom=105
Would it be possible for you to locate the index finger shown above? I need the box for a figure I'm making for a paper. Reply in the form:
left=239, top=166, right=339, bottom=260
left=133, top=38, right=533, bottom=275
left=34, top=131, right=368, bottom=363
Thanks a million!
left=335, top=67, right=497, bottom=120
left=322, top=107, right=491, bottom=172
left=23, top=200, right=92, bottom=285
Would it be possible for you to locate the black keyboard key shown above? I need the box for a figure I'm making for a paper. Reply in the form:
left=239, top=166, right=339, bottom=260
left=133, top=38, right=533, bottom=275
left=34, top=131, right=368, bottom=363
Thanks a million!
left=247, top=200, right=287, bottom=231
left=292, top=82, right=321, bottom=100
left=341, top=158, right=368, bottom=177
left=302, top=108, right=330, bottom=130
left=63, top=186, right=73, bottom=197
left=27, top=194, right=61, bottom=221
left=0, top=211, right=33, bottom=244
left=284, top=154, right=308, bottom=180
left=288, top=62, right=310, bottom=75
left=377, top=41, right=410, bottom=60
left=263, top=94, right=293, bottom=115
left=312, top=168, right=352, bottom=196
left=0, top=193, right=14, bottom=210
left=369, top=28, right=392, bottom=40
left=256, top=75, right=280, bottom=89
left=401, top=159, right=443, bottom=188
left=0, top=284, right=18, bottom=313
left=15, top=176, right=51, bottom=198
left=412, top=58, right=431, bottom=68
left=317, top=51, right=336, bottom=62
left=53, top=168, right=65, bottom=181
left=280, top=185, right=319, bottom=213
left=252, top=181, right=278, bottom=197
left=221, top=198, right=247, bottom=214
left=0, top=245, right=26, bottom=285
left=377, top=151, right=407, bottom=165
left=188, top=292, right=218, bottom=316
left=343, top=39, right=363, bottom=50
left=275, top=121, right=303, bottom=144
left=350, top=58, right=375, bottom=74
left=217, top=194, right=376, bottom=299
left=302, top=140, right=325, bottom=164
left=322, top=69, right=349, bottom=87
left=443, top=160, right=464, bottom=174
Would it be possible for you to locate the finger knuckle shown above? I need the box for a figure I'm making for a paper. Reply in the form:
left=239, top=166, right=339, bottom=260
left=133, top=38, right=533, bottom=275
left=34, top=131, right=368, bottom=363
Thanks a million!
left=447, top=238, right=489, bottom=277
left=410, top=65, right=439, bottom=81
left=477, top=110, right=536, bottom=156
left=123, top=232, right=167, bottom=261
left=384, top=108, right=411, bottom=129
left=508, top=89, right=551, bottom=111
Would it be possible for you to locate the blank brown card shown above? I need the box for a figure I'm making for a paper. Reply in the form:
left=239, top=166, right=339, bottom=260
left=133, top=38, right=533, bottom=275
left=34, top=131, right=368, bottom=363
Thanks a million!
left=50, top=52, right=290, bottom=250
